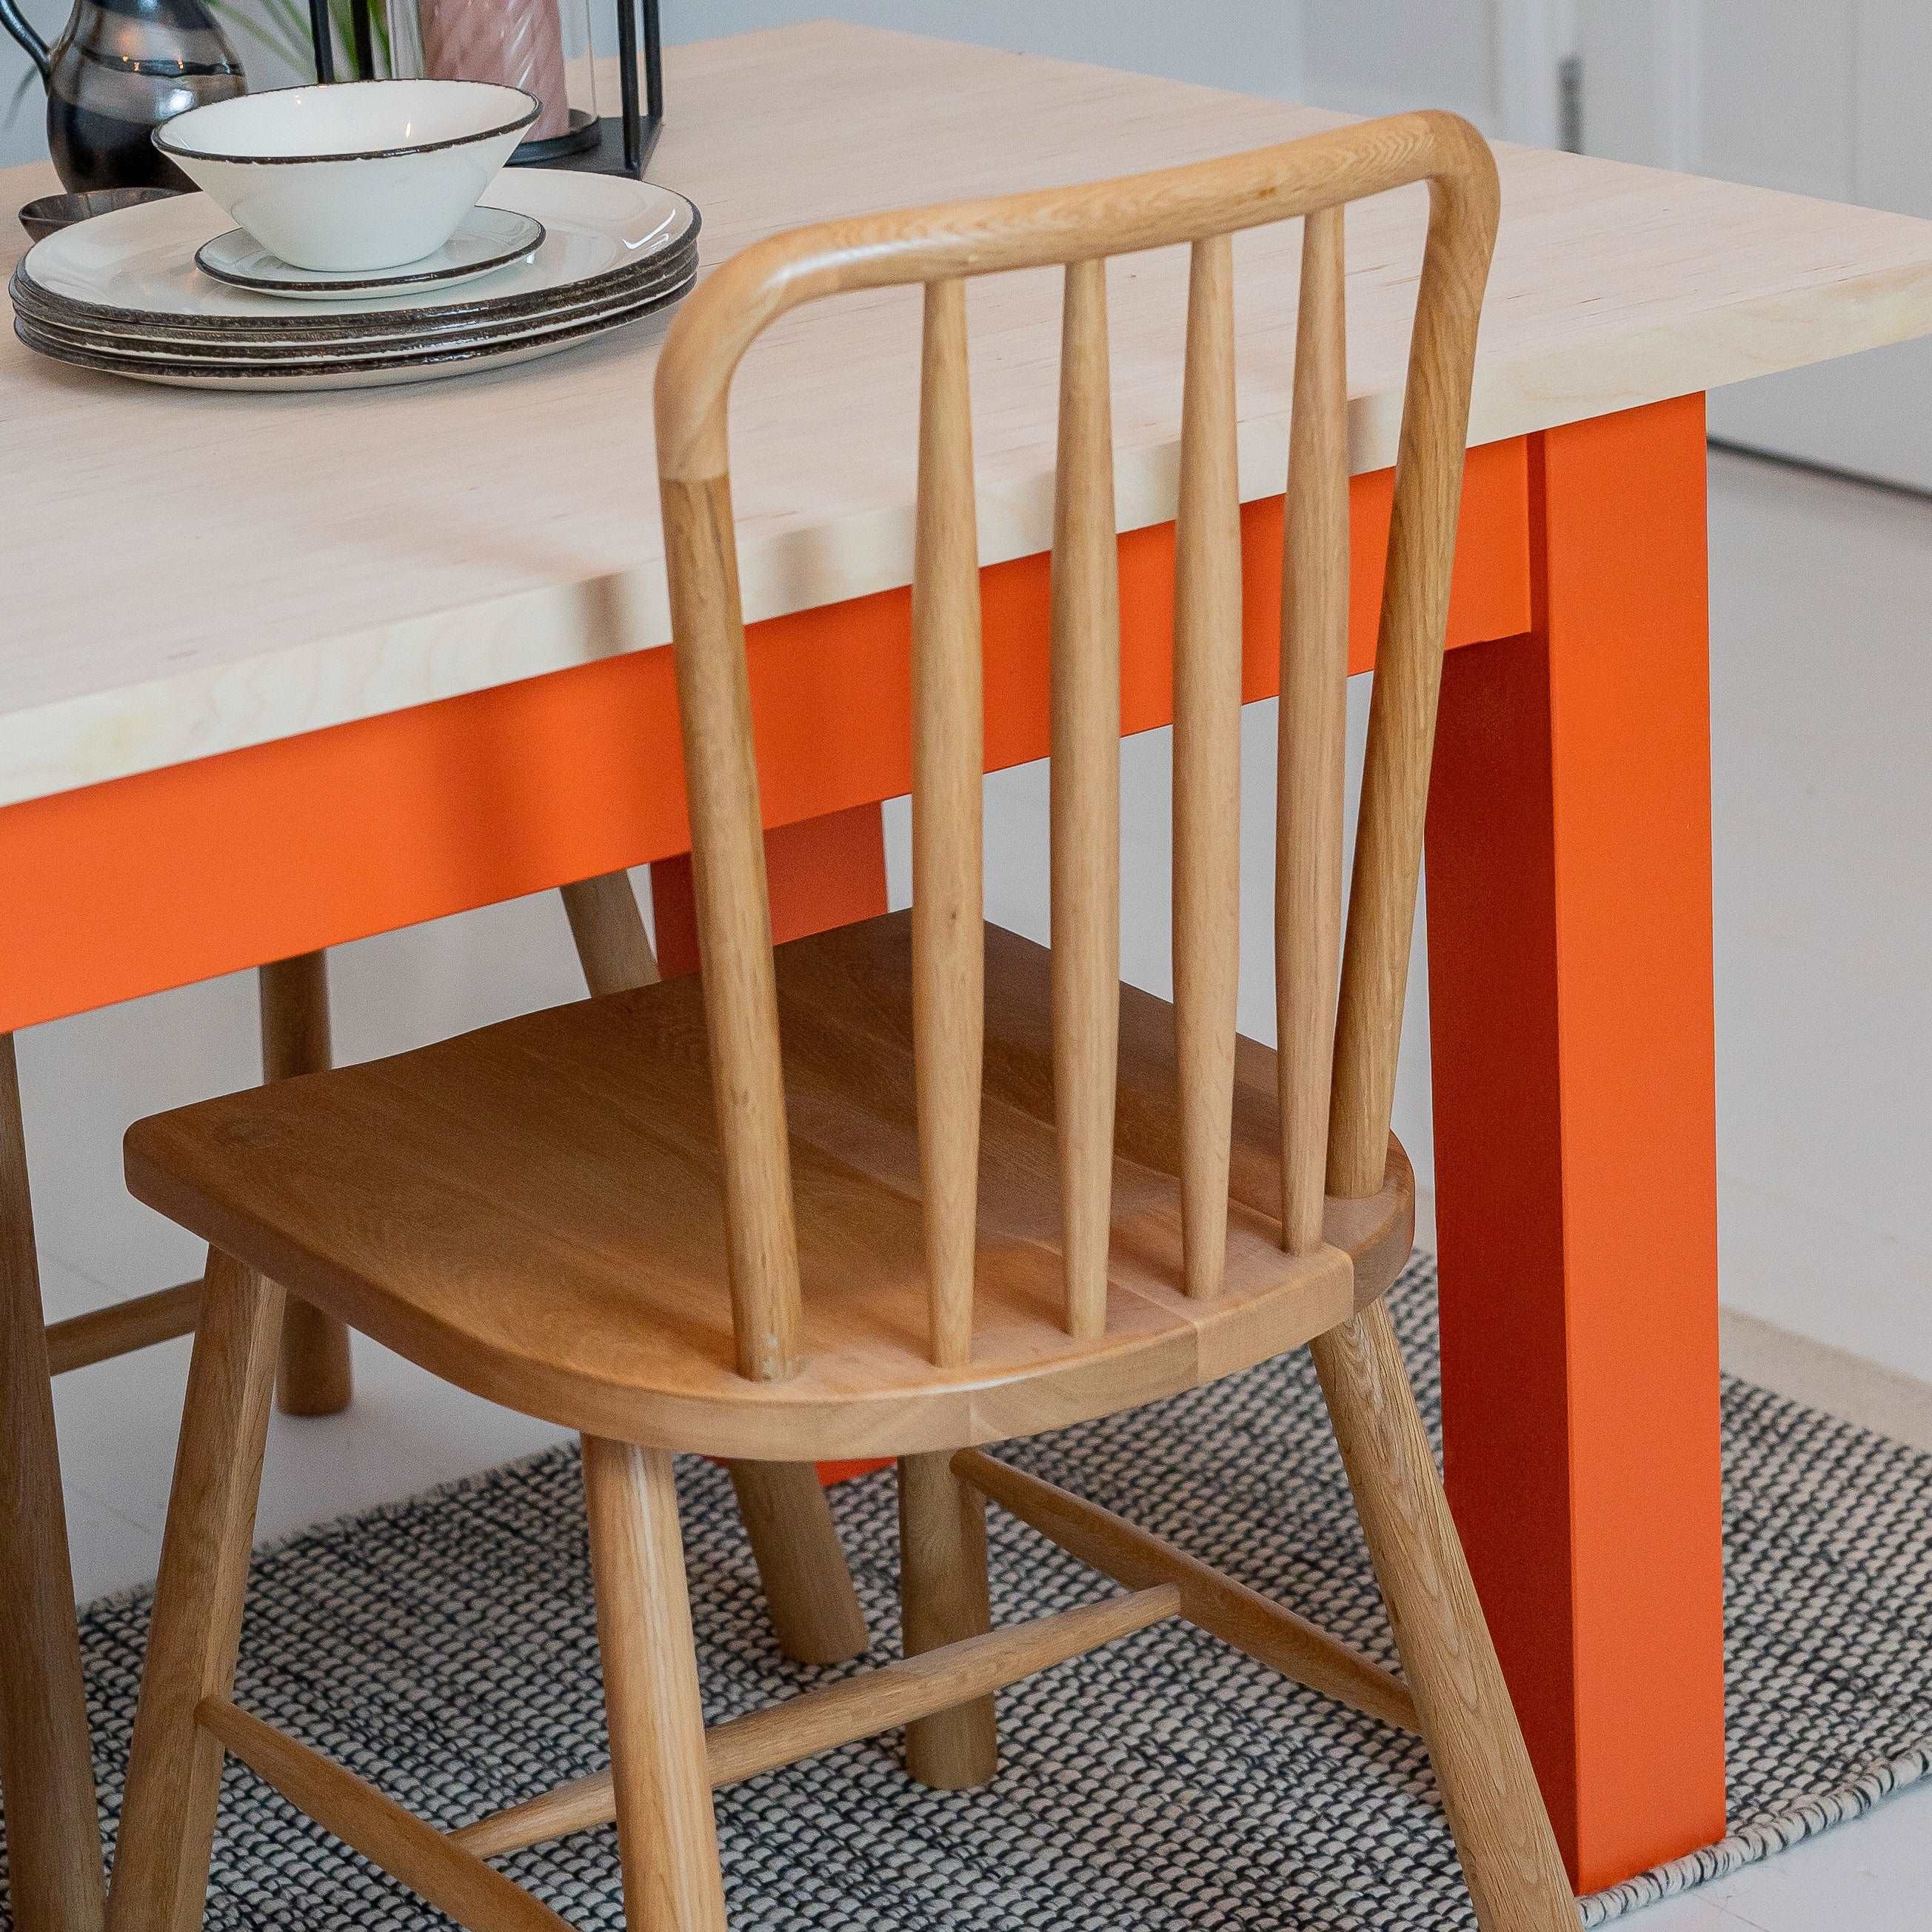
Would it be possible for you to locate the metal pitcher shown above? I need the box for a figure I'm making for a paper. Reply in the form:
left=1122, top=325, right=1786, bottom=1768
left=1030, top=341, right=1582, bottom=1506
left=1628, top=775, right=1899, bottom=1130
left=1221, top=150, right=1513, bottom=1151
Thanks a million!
left=1, top=0, right=245, bottom=192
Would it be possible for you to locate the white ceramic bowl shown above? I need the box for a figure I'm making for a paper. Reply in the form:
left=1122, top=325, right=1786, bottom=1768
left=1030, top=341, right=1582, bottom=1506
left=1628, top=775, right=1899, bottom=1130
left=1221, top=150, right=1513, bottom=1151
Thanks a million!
left=153, top=80, right=539, bottom=273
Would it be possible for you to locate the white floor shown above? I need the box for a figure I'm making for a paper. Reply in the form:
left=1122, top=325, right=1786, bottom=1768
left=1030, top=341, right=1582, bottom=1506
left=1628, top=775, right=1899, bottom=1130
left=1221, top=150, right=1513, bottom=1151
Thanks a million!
left=19, top=447, right=1932, bottom=1925
left=1637, top=1779, right=1932, bottom=1932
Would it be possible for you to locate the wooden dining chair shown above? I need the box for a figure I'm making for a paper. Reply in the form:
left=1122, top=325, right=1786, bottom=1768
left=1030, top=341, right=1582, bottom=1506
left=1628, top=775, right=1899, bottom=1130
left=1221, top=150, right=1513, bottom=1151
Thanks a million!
left=102, top=110, right=1576, bottom=1932
left=0, top=871, right=859, bottom=1932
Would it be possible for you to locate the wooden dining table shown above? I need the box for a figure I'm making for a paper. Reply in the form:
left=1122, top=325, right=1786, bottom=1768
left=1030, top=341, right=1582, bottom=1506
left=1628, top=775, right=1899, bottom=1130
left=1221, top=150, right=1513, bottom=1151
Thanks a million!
left=8, top=19, right=1932, bottom=1922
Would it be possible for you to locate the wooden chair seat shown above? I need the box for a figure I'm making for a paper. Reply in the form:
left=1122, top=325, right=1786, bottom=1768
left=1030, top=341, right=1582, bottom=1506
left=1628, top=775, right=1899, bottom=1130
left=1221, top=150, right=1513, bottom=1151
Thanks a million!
left=126, top=912, right=1409, bottom=1462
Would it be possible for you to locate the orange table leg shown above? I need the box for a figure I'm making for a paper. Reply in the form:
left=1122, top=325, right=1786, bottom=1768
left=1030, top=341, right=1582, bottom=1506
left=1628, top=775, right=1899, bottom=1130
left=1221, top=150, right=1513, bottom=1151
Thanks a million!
left=1424, top=394, right=1727, bottom=1890
left=649, top=799, right=888, bottom=980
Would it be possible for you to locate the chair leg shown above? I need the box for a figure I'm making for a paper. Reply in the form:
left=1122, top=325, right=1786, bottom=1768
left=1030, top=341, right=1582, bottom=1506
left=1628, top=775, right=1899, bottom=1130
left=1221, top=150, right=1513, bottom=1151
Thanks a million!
left=898, top=1449, right=997, bottom=1789
left=584, top=1437, right=729, bottom=1932
left=727, top=1463, right=871, bottom=1664
left=0, top=1034, right=107, bottom=1932
left=107, top=1250, right=286, bottom=1932
left=561, top=870, right=866, bottom=1666
left=1311, top=1302, right=1577, bottom=1932
left=560, top=869, right=664, bottom=995
left=258, top=952, right=352, bottom=1417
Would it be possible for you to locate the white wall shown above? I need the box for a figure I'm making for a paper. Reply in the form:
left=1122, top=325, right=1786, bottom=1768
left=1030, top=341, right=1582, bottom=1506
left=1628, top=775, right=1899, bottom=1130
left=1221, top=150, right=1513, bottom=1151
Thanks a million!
left=1577, top=0, right=1932, bottom=492
left=665, top=0, right=1300, bottom=96
left=4, top=1, right=1546, bottom=171
left=3, top=1, right=53, bottom=167
left=660, top=0, right=1545, bottom=136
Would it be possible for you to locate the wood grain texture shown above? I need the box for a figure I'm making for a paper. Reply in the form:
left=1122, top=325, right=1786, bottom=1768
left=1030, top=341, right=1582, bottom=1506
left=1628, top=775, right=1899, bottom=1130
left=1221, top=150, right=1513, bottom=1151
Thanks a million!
left=10, top=24, right=1932, bottom=805
left=647, top=107, right=1489, bottom=1389
left=197, top=1697, right=572, bottom=1932
left=45, top=1276, right=201, bottom=1375
left=561, top=864, right=866, bottom=1669
left=723, top=1584, right=1177, bottom=1787
left=455, top=1587, right=1178, bottom=1859
left=910, top=277, right=986, bottom=1369
left=953, top=1448, right=1419, bottom=1735
left=561, top=869, right=662, bottom=994
left=1311, top=1303, right=1575, bottom=1928
left=1277, top=204, right=1351, bottom=1251
left=1048, top=256, right=1123, bottom=1342
left=1328, top=152, right=1499, bottom=1198
left=259, top=950, right=354, bottom=1416
left=898, top=1448, right=997, bottom=1789
left=658, top=109, right=1483, bottom=1417
left=0, top=1032, right=107, bottom=1932
left=726, top=1462, right=868, bottom=1665
left=107, top=1250, right=284, bottom=1932
left=661, top=472, right=802, bottom=1385
left=1171, top=232, right=1244, bottom=1300
left=123, top=914, right=1383, bottom=1460
left=584, top=1438, right=729, bottom=1932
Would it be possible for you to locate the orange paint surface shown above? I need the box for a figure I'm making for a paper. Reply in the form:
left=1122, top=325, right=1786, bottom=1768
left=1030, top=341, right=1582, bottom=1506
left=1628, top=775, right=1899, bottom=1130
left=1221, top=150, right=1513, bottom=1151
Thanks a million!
left=649, top=803, right=889, bottom=981
left=0, top=441, right=1526, bottom=1035
left=1425, top=394, right=1726, bottom=1888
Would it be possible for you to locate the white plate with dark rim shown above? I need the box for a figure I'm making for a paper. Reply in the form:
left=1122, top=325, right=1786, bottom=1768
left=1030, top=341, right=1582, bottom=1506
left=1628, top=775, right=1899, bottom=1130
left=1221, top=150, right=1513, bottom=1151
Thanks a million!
left=13, top=265, right=694, bottom=392
left=195, top=205, right=547, bottom=299
left=10, top=238, right=695, bottom=354
left=22, top=266, right=689, bottom=367
left=11, top=169, right=698, bottom=338
left=12, top=237, right=695, bottom=353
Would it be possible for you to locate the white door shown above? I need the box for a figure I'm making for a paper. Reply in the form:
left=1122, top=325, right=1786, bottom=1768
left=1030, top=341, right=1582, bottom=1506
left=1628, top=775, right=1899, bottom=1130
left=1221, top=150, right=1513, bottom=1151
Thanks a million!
left=1579, top=0, right=1932, bottom=490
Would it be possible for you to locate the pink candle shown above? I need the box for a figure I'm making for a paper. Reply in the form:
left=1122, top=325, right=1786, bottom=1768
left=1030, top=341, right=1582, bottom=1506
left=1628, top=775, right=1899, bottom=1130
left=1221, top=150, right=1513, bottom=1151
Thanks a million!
left=418, top=0, right=572, bottom=144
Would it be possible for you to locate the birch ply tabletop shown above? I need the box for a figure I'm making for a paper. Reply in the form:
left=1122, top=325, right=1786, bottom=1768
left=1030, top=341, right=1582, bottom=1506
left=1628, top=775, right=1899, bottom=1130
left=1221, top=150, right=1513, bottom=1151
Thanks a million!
left=7, top=19, right=1932, bottom=809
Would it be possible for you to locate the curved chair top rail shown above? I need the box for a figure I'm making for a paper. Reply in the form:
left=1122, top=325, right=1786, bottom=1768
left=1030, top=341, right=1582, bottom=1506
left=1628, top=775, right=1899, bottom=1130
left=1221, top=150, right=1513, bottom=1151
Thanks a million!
left=656, top=110, right=1498, bottom=479
left=652, top=112, right=1500, bottom=1386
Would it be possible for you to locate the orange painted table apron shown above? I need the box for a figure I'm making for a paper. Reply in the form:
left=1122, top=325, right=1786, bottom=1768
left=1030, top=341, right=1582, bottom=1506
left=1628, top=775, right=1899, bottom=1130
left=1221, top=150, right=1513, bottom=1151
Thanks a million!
left=0, top=395, right=1722, bottom=1892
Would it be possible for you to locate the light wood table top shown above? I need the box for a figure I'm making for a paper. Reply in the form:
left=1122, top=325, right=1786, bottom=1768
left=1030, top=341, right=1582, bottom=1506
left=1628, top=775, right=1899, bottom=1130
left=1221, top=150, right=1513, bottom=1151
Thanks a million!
left=7, top=19, right=1932, bottom=809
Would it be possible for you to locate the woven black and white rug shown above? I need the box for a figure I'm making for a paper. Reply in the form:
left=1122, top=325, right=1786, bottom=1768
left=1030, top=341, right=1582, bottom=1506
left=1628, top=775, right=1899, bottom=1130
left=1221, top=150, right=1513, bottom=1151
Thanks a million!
left=7, top=1256, right=1931, bottom=1929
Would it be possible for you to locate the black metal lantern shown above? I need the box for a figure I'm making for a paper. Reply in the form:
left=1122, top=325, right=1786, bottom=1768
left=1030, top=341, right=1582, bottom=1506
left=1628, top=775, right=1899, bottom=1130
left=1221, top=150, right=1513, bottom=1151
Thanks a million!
left=309, top=0, right=661, bottom=178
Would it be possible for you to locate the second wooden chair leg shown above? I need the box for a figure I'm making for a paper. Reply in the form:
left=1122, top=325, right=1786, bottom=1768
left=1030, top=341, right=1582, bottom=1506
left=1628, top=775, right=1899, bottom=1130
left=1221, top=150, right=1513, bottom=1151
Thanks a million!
left=585, top=1437, right=729, bottom=1932
left=1311, top=1302, right=1577, bottom=1932
left=107, top=1250, right=286, bottom=1932
left=898, top=1449, right=998, bottom=1788
left=0, top=1034, right=107, bottom=1932
left=728, top=1463, right=871, bottom=1665
left=561, top=869, right=866, bottom=1666
left=560, top=869, right=663, bottom=995
left=257, top=952, right=352, bottom=1417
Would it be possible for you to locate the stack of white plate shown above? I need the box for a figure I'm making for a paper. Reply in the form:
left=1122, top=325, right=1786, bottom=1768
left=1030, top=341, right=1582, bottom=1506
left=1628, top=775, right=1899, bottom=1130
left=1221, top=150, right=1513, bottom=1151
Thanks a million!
left=8, top=169, right=698, bottom=393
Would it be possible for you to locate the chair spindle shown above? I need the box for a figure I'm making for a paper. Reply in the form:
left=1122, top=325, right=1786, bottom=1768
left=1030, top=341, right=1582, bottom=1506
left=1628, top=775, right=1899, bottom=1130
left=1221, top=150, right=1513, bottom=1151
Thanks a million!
left=1328, top=175, right=1488, bottom=1200
left=1277, top=204, right=1351, bottom=1251
left=911, top=277, right=986, bottom=1368
left=1171, top=233, right=1244, bottom=1299
left=661, top=468, right=803, bottom=1380
left=1049, top=256, right=1122, bottom=1340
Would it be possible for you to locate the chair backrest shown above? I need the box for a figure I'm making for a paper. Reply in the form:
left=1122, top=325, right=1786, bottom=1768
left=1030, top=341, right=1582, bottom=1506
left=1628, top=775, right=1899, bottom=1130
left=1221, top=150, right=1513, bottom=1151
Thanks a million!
left=654, top=113, right=1500, bottom=1386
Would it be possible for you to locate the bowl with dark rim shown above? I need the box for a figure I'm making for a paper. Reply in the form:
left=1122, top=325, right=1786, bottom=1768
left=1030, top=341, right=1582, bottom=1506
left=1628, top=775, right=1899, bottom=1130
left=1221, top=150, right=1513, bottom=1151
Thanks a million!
left=19, top=187, right=181, bottom=245
left=151, top=79, right=539, bottom=273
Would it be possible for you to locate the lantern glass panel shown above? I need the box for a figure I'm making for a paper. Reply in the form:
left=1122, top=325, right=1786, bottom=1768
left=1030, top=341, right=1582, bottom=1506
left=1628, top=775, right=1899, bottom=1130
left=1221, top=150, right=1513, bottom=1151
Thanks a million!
left=384, top=0, right=600, bottom=160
